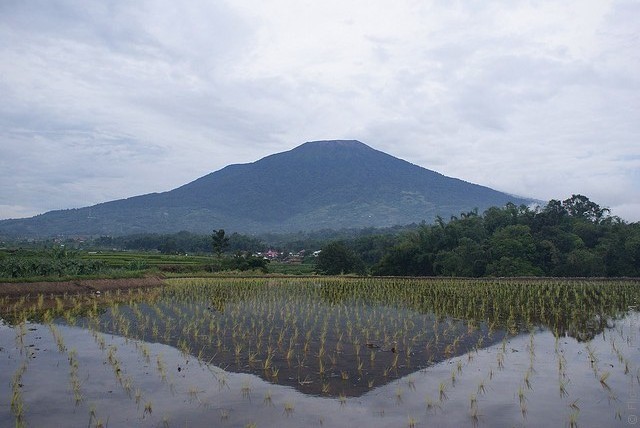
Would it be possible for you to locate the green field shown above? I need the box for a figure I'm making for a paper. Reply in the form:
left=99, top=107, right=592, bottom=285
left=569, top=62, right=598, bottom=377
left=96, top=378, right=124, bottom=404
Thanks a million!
left=0, top=249, right=313, bottom=281
left=79, top=251, right=212, bottom=267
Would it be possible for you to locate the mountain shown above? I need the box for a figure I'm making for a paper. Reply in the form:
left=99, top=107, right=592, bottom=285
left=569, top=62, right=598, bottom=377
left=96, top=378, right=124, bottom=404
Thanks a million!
left=0, top=140, right=532, bottom=237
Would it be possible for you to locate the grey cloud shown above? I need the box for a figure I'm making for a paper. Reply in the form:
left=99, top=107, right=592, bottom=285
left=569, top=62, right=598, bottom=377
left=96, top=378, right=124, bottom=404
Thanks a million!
left=0, top=0, right=638, bottom=223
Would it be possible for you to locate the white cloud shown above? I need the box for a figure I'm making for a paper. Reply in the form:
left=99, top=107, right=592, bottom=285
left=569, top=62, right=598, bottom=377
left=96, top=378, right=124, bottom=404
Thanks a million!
left=0, top=0, right=638, bottom=222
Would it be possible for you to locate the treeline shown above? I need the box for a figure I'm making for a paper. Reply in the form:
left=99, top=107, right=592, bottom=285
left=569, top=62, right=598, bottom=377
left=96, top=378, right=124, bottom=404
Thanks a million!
left=4, top=195, right=637, bottom=278
left=92, top=231, right=265, bottom=255
left=345, top=195, right=639, bottom=277
left=87, top=226, right=408, bottom=258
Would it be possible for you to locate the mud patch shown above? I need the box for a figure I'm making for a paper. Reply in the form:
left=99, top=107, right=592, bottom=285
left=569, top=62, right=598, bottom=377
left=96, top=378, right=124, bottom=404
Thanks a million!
left=0, top=277, right=166, bottom=297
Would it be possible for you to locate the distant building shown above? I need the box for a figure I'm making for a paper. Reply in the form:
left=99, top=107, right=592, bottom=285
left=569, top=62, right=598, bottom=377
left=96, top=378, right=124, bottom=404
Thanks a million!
left=264, top=249, right=280, bottom=259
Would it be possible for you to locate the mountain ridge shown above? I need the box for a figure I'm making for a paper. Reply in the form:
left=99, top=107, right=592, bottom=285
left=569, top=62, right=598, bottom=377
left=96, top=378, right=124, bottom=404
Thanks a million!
left=0, top=140, right=532, bottom=237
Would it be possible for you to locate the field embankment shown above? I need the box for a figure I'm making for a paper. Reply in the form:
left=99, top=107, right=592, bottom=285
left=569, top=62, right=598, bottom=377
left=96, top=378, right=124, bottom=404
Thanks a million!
left=0, top=276, right=166, bottom=297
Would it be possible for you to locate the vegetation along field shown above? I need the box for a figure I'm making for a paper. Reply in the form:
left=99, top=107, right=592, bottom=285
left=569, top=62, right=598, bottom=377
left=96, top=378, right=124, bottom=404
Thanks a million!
left=4, top=195, right=638, bottom=280
left=1, top=277, right=639, bottom=427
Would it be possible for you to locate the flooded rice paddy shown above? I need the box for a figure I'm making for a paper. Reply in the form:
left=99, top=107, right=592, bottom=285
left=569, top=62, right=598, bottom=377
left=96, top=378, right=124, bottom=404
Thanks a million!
left=1, top=277, right=639, bottom=427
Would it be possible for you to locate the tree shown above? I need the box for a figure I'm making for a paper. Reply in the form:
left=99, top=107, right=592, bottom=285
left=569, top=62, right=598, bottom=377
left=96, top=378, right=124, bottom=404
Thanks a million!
left=562, top=194, right=609, bottom=223
left=562, top=248, right=605, bottom=277
left=316, top=241, right=365, bottom=275
left=158, top=237, right=179, bottom=254
left=373, top=240, right=429, bottom=276
left=434, top=237, right=486, bottom=277
left=211, top=229, right=229, bottom=258
left=488, top=225, right=537, bottom=262
left=486, top=256, right=543, bottom=277
left=483, top=206, right=516, bottom=234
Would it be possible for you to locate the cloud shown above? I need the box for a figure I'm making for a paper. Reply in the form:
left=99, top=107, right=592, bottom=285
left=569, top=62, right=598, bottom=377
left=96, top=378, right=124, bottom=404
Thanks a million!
left=0, top=0, right=638, bottom=222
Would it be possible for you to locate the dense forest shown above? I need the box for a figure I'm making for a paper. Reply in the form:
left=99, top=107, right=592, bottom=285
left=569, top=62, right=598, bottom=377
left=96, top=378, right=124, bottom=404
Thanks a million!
left=3, top=195, right=638, bottom=278
left=314, top=194, right=640, bottom=277
left=364, top=195, right=639, bottom=277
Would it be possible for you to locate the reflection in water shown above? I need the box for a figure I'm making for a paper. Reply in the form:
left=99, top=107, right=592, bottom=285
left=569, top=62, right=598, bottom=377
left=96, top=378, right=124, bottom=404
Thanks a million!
left=2, top=278, right=638, bottom=398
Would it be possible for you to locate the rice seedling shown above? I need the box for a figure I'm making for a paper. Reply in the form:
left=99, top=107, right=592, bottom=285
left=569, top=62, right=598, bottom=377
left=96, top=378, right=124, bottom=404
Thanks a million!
left=283, top=401, right=295, bottom=416
left=395, top=386, right=403, bottom=404
left=2, top=276, right=638, bottom=426
left=407, top=376, right=415, bottom=391
left=407, top=415, right=417, bottom=427
left=524, top=368, right=532, bottom=390
left=470, top=406, right=480, bottom=428
left=122, top=376, right=133, bottom=397
left=14, top=321, right=27, bottom=352
left=218, top=372, right=229, bottom=390
left=517, top=385, right=526, bottom=406
left=262, top=351, right=274, bottom=372
left=255, top=389, right=270, bottom=408
left=49, top=323, right=67, bottom=352
left=87, top=405, right=100, bottom=428
left=329, top=353, right=340, bottom=368
left=569, top=399, right=580, bottom=411
left=520, top=400, right=528, bottom=418
left=135, top=388, right=143, bottom=407
left=10, top=360, right=28, bottom=427
left=188, top=386, right=204, bottom=403
left=599, top=371, right=611, bottom=391
left=152, top=352, right=165, bottom=382
left=219, top=408, right=230, bottom=421
left=559, top=378, right=569, bottom=398
left=67, top=348, right=84, bottom=405
left=586, top=343, right=598, bottom=370
left=558, top=353, right=567, bottom=378
left=234, top=343, right=243, bottom=360
left=270, top=365, right=280, bottom=380
left=569, top=411, right=579, bottom=428
left=391, top=352, right=400, bottom=370
left=469, top=393, right=477, bottom=410
left=143, top=401, right=153, bottom=418
left=477, top=379, right=486, bottom=395
left=425, top=394, right=441, bottom=413
left=339, top=392, right=347, bottom=407
left=438, top=381, right=448, bottom=402
left=496, top=351, right=505, bottom=370
left=248, top=350, right=259, bottom=366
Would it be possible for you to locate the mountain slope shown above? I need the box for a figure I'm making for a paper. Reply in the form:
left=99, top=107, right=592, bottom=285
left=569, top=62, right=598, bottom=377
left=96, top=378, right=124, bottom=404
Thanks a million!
left=0, top=140, right=532, bottom=237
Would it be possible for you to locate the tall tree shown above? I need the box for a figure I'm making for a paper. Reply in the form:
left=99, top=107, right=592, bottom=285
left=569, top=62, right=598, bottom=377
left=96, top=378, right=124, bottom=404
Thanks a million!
left=211, top=229, right=229, bottom=258
left=562, top=194, right=609, bottom=223
left=316, top=241, right=365, bottom=275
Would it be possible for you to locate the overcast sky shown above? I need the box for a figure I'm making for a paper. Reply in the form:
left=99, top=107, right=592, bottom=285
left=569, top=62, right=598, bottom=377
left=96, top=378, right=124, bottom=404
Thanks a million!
left=1, top=0, right=639, bottom=222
